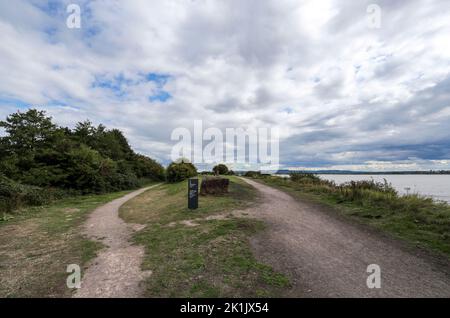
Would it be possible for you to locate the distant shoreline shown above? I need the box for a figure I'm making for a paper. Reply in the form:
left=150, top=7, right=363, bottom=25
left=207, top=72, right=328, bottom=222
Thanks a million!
left=274, top=171, right=450, bottom=175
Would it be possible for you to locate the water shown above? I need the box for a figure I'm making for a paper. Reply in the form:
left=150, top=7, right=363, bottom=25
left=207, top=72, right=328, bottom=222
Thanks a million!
left=317, top=175, right=450, bottom=203
left=275, top=174, right=450, bottom=203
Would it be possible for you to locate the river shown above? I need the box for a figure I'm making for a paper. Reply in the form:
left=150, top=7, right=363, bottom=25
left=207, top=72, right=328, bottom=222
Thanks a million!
left=276, top=174, right=450, bottom=203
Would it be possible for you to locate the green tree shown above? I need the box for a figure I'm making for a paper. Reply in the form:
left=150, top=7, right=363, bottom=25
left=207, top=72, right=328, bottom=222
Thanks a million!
left=65, top=145, right=110, bottom=193
left=74, top=122, right=134, bottom=161
left=213, top=164, right=229, bottom=175
left=131, top=154, right=165, bottom=181
left=0, top=109, right=57, bottom=156
left=0, top=109, right=165, bottom=195
left=0, top=109, right=64, bottom=182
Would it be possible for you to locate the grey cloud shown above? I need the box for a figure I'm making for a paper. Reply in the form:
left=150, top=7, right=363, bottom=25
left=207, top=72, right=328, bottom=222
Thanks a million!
left=1, top=0, right=450, bottom=171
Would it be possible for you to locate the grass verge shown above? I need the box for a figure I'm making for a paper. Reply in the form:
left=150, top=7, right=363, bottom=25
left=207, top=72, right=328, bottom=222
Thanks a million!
left=120, top=176, right=290, bottom=297
left=252, top=175, right=450, bottom=257
left=0, top=190, right=132, bottom=297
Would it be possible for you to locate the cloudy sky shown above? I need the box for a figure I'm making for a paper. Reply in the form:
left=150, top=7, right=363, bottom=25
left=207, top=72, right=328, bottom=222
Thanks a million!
left=1, top=0, right=450, bottom=171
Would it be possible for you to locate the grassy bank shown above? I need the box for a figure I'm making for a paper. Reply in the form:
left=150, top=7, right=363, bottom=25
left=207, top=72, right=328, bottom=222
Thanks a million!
left=119, top=176, right=290, bottom=297
left=0, top=190, right=134, bottom=297
left=252, top=174, right=450, bottom=257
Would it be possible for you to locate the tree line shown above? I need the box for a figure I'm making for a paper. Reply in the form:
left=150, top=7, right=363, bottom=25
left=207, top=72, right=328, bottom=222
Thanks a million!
left=0, top=109, right=165, bottom=198
left=0, top=109, right=243, bottom=214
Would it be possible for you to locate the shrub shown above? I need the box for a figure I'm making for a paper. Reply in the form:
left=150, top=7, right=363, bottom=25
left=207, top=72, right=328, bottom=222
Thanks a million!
left=212, top=164, right=229, bottom=175
left=289, top=173, right=324, bottom=184
left=200, top=177, right=229, bottom=195
left=166, top=160, right=197, bottom=183
left=244, top=171, right=261, bottom=178
left=0, top=174, right=66, bottom=214
left=107, top=171, right=140, bottom=191
left=336, top=179, right=397, bottom=203
left=284, top=174, right=401, bottom=209
left=131, top=154, right=166, bottom=181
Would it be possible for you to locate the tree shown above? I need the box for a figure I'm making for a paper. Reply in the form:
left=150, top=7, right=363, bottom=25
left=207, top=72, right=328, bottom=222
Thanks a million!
left=213, top=164, right=229, bottom=175
left=0, top=109, right=166, bottom=194
left=0, top=109, right=57, bottom=156
left=131, top=154, right=165, bottom=181
left=74, top=122, right=134, bottom=161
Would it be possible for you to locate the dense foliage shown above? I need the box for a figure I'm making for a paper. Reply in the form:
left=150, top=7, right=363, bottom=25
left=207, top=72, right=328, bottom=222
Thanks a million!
left=0, top=173, right=66, bottom=214
left=244, top=171, right=262, bottom=178
left=0, top=109, right=165, bottom=212
left=166, top=160, right=197, bottom=183
left=212, top=164, right=229, bottom=175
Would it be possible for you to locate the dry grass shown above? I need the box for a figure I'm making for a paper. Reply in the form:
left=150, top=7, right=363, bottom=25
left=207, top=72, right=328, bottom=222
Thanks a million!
left=0, top=191, right=130, bottom=297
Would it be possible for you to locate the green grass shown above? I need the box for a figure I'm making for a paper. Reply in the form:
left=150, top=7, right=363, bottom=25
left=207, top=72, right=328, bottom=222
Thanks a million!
left=0, top=190, right=132, bottom=297
left=120, top=176, right=290, bottom=297
left=253, top=175, right=450, bottom=257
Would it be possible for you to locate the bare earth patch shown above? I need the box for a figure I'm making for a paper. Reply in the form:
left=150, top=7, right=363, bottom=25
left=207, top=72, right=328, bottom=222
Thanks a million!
left=241, top=178, right=450, bottom=298
left=74, top=185, right=160, bottom=298
left=167, top=210, right=251, bottom=228
left=64, top=208, right=81, bottom=214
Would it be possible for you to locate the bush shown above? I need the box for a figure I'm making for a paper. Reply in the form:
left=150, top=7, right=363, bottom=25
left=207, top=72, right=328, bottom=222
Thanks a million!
left=166, top=160, right=197, bottom=183
left=200, top=177, right=229, bottom=195
left=0, top=174, right=66, bottom=214
left=244, top=171, right=261, bottom=178
left=212, top=164, right=229, bottom=175
left=107, top=171, right=140, bottom=191
left=131, top=154, right=166, bottom=181
left=289, top=173, right=323, bottom=184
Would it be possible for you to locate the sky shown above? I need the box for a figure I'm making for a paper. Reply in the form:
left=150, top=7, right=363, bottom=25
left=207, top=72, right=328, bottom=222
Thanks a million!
left=1, top=0, right=450, bottom=171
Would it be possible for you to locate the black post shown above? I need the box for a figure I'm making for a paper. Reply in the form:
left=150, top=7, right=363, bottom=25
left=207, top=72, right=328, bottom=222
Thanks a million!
left=188, top=178, right=199, bottom=210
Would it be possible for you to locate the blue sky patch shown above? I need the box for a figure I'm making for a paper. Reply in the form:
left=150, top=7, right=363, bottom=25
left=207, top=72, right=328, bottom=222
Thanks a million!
left=146, top=73, right=172, bottom=102
left=149, top=91, right=172, bottom=102
left=0, top=96, right=31, bottom=109
left=145, top=73, right=171, bottom=86
left=92, top=74, right=132, bottom=98
left=91, top=72, right=173, bottom=102
left=32, top=0, right=64, bottom=17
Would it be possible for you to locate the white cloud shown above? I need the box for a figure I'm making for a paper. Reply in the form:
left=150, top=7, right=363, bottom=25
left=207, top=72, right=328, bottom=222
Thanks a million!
left=0, top=0, right=450, bottom=170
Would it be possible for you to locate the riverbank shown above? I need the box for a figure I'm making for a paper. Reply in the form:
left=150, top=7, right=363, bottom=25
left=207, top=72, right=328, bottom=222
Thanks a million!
left=273, top=174, right=450, bottom=203
left=239, top=177, right=450, bottom=297
left=251, top=174, right=450, bottom=257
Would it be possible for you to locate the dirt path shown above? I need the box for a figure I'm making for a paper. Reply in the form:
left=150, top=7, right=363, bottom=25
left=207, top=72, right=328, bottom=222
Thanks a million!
left=74, top=185, right=160, bottom=298
left=241, top=178, right=450, bottom=298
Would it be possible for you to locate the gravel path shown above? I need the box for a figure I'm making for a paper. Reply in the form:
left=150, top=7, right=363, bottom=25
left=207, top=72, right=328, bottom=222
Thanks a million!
left=241, top=178, right=450, bottom=298
left=74, top=185, right=160, bottom=298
